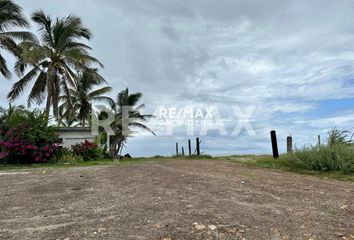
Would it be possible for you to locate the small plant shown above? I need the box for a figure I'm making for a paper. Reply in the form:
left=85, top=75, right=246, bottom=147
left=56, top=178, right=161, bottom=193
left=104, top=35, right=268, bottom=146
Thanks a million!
left=327, top=127, right=351, bottom=147
left=51, top=147, right=84, bottom=164
left=71, top=140, right=103, bottom=161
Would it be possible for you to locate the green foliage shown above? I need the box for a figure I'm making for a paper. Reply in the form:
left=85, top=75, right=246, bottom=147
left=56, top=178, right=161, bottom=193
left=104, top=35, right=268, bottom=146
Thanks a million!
left=6, top=108, right=57, bottom=143
left=327, top=127, right=351, bottom=147
left=51, top=147, right=83, bottom=164
left=71, top=140, right=103, bottom=161
left=0, top=0, right=34, bottom=79
left=261, top=144, right=354, bottom=175
left=110, top=88, right=155, bottom=156
left=0, top=108, right=58, bottom=164
left=58, top=69, right=113, bottom=127
left=7, top=10, right=102, bottom=120
left=265, top=128, right=354, bottom=175
left=252, top=155, right=306, bottom=170
left=289, top=146, right=342, bottom=171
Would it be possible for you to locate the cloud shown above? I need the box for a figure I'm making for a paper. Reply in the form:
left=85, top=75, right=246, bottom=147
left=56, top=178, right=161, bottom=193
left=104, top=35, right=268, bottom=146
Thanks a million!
left=1, top=0, right=354, bottom=156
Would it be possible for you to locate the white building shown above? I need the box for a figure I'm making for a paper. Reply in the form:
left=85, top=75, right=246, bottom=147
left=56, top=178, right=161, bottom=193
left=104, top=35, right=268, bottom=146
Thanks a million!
left=54, top=127, right=95, bottom=148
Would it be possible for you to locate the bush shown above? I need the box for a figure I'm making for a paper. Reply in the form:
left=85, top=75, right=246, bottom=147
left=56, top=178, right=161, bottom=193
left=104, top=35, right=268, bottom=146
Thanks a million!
left=0, top=109, right=58, bottom=164
left=51, top=147, right=84, bottom=164
left=327, top=128, right=351, bottom=147
left=71, top=140, right=103, bottom=161
left=287, top=144, right=354, bottom=175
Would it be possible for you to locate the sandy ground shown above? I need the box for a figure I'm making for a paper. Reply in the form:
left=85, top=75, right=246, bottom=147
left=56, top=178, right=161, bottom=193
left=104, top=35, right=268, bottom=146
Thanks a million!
left=0, top=160, right=353, bottom=240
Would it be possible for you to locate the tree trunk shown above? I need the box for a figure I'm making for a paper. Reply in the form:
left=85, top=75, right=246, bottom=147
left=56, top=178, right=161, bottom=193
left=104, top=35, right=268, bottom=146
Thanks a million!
left=44, top=95, right=51, bottom=124
left=116, top=141, right=122, bottom=157
left=118, top=142, right=123, bottom=157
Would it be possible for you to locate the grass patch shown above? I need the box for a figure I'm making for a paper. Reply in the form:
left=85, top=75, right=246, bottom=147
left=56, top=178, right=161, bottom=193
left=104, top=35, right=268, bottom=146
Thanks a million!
left=0, top=155, right=218, bottom=171
left=0, top=158, right=142, bottom=171
left=240, top=155, right=354, bottom=182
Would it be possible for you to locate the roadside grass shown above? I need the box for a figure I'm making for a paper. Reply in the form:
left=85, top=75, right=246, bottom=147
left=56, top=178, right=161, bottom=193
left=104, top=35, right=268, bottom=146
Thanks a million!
left=233, top=155, right=354, bottom=182
left=0, top=154, right=353, bottom=182
left=0, top=155, right=215, bottom=171
left=0, top=158, right=155, bottom=171
left=0, top=156, right=206, bottom=171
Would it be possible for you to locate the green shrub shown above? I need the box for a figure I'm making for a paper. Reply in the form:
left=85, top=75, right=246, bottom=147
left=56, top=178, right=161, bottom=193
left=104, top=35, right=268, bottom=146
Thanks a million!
left=51, top=147, right=84, bottom=164
left=0, top=109, right=59, bottom=164
left=327, top=128, right=351, bottom=147
left=287, top=144, right=354, bottom=175
left=71, top=140, right=103, bottom=161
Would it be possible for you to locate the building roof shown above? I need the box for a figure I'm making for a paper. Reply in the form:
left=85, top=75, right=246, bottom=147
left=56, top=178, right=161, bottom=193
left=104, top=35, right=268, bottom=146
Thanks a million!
left=54, top=127, right=91, bottom=132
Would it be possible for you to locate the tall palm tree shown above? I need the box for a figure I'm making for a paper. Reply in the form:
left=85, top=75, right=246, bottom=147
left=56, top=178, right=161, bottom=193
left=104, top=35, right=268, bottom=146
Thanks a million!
left=59, top=69, right=113, bottom=127
left=7, top=10, right=102, bottom=120
left=0, top=0, right=34, bottom=79
left=111, top=88, right=155, bottom=156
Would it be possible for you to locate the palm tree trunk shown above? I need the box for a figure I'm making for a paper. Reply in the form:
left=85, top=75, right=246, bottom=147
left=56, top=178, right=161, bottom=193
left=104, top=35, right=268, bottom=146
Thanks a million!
left=116, top=141, right=122, bottom=157
left=44, top=95, right=51, bottom=124
left=118, top=142, right=124, bottom=157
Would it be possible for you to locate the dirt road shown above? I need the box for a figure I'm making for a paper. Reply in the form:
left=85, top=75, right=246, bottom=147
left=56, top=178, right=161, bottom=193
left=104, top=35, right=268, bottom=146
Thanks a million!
left=0, top=160, right=353, bottom=239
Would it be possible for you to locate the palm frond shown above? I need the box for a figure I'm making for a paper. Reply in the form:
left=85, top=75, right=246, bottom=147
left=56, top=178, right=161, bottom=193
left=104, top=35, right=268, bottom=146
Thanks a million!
left=8, top=65, right=40, bottom=100
left=0, top=36, right=19, bottom=56
left=92, top=96, right=115, bottom=106
left=88, top=86, right=112, bottom=98
left=128, top=122, right=156, bottom=136
left=0, top=0, right=29, bottom=30
left=31, top=10, right=53, bottom=47
left=0, top=31, right=36, bottom=41
left=0, top=53, right=11, bottom=78
left=27, top=71, right=47, bottom=106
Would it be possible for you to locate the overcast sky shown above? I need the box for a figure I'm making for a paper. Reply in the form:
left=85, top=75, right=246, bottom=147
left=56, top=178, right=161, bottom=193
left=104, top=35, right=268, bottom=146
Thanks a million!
left=2, top=0, right=354, bottom=156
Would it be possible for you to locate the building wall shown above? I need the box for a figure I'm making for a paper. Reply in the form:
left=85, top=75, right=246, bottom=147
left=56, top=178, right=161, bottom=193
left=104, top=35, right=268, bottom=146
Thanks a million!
left=55, top=130, right=95, bottom=148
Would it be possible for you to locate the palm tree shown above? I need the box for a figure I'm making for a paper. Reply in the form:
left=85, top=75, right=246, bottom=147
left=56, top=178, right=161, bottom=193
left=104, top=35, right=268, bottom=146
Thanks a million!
left=7, top=10, right=102, bottom=121
left=0, top=0, right=34, bottom=79
left=59, top=69, right=113, bottom=127
left=111, top=88, right=155, bottom=156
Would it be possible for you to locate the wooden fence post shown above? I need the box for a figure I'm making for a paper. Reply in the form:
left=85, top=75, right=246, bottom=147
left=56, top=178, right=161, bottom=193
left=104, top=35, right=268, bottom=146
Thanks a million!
left=176, top=143, right=179, bottom=156
left=270, top=130, right=279, bottom=159
left=182, top=146, right=185, bottom=156
left=196, top=137, right=200, bottom=155
left=287, top=135, right=293, bottom=154
left=188, top=139, right=192, bottom=156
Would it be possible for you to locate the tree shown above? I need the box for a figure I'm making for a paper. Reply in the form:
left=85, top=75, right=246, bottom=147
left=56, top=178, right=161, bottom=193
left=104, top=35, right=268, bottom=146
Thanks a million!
left=0, top=0, right=34, bottom=79
left=7, top=10, right=102, bottom=121
left=59, top=69, right=113, bottom=127
left=111, top=88, right=155, bottom=156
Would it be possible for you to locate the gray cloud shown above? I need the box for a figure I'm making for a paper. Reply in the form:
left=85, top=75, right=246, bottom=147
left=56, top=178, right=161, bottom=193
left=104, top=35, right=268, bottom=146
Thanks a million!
left=1, top=0, right=354, bottom=156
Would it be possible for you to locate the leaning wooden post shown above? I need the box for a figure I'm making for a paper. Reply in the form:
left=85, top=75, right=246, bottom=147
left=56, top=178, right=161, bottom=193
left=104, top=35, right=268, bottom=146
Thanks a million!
left=286, top=135, right=293, bottom=154
left=181, top=146, right=185, bottom=156
left=188, top=139, right=192, bottom=156
left=196, top=137, right=200, bottom=155
left=176, top=143, right=179, bottom=156
left=270, top=130, right=279, bottom=159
